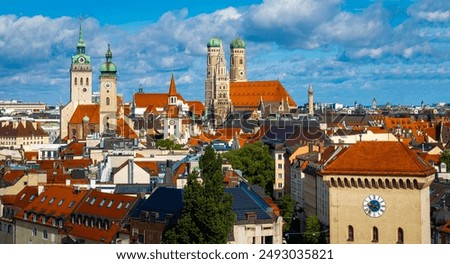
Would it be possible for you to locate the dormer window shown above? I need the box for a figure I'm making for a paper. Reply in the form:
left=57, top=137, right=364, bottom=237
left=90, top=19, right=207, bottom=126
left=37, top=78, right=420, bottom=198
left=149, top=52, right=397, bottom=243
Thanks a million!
left=32, top=214, right=37, bottom=222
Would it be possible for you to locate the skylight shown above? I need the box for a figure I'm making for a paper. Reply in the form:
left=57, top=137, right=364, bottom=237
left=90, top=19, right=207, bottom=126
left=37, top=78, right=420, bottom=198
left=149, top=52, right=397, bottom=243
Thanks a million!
left=99, top=198, right=106, bottom=207
left=107, top=200, right=114, bottom=208
left=117, top=201, right=123, bottom=209
left=57, top=199, right=65, bottom=206
left=89, top=197, right=97, bottom=206
left=40, top=196, right=47, bottom=203
left=49, top=197, right=55, bottom=204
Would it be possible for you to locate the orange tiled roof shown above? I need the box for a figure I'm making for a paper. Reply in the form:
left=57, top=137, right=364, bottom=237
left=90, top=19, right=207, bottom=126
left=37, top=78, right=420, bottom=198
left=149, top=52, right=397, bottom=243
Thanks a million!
left=134, top=93, right=184, bottom=109
left=186, top=101, right=205, bottom=116
left=16, top=186, right=87, bottom=227
left=24, top=151, right=38, bottom=161
left=173, top=163, right=188, bottom=184
left=64, top=141, right=86, bottom=156
left=418, top=152, right=440, bottom=165
left=166, top=105, right=180, bottom=118
left=3, top=170, right=26, bottom=184
left=322, top=141, right=436, bottom=177
left=69, top=104, right=100, bottom=124
left=263, top=197, right=280, bottom=217
left=0, top=121, right=48, bottom=137
left=230, top=81, right=296, bottom=109
left=1, top=186, right=38, bottom=209
left=168, top=74, right=177, bottom=96
left=440, top=221, right=450, bottom=235
left=117, top=118, right=138, bottom=139
left=74, top=189, right=138, bottom=220
left=66, top=221, right=122, bottom=243
left=135, top=161, right=159, bottom=176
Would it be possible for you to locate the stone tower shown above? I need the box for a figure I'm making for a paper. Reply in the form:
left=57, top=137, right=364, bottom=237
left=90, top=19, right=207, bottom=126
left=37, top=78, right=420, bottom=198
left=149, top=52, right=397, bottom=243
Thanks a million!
left=99, top=44, right=118, bottom=134
left=70, top=25, right=93, bottom=104
left=229, top=37, right=247, bottom=82
left=308, top=84, right=314, bottom=116
left=205, top=37, right=232, bottom=127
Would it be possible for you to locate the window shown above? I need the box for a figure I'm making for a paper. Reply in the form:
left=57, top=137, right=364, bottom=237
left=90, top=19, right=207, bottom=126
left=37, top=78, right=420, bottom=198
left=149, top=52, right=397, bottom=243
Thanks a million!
left=278, top=154, right=282, bottom=160
left=99, top=198, right=106, bottom=207
left=42, top=216, right=47, bottom=224
left=86, top=77, right=89, bottom=85
left=42, top=230, right=48, bottom=240
left=106, top=97, right=110, bottom=106
left=107, top=200, right=114, bottom=208
left=278, top=183, right=283, bottom=188
left=278, top=173, right=283, bottom=179
left=347, top=225, right=354, bottom=241
left=57, top=199, right=64, bottom=206
left=32, top=214, right=37, bottom=222
left=74, top=77, right=77, bottom=85
left=278, top=164, right=282, bottom=169
left=32, top=227, right=37, bottom=236
left=89, top=197, right=97, bottom=206
left=40, top=196, right=47, bottom=203
left=397, top=228, right=404, bottom=244
left=80, top=78, right=83, bottom=85
left=372, top=227, right=379, bottom=243
left=7, top=225, right=12, bottom=234
left=68, top=201, right=75, bottom=208
left=125, top=202, right=131, bottom=209
left=49, top=197, right=55, bottom=204
left=117, top=201, right=123, bottom=209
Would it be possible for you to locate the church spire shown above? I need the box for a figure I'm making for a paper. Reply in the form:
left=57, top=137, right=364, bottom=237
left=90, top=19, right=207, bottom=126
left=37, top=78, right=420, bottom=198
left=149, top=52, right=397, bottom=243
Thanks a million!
left=76, top=22, right=86, bottom=54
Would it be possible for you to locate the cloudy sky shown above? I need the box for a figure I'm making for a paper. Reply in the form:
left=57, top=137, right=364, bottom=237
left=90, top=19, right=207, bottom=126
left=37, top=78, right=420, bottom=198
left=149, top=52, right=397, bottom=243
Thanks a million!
left=1, top=0, right=449, bottom=106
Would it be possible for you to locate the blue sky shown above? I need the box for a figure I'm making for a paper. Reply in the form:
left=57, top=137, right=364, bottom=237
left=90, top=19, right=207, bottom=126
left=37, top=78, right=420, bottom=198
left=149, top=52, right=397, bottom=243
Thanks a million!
left=0, top=0, right=449, bottom=106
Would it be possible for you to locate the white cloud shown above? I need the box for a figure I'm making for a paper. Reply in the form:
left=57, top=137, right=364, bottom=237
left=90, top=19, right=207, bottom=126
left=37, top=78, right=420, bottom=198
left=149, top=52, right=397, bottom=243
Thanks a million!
left=408, top=0, right=450, bottom=22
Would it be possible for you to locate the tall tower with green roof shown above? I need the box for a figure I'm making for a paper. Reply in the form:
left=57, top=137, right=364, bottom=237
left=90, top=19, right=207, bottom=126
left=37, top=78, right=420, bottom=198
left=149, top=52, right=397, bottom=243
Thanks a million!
left=230, top=37, right=247, bottom=82
left=70, top=25, right=92, bottom=104
left=99, top=44, right=118, bottom=134
left=205, top=37, right=232, bottom=128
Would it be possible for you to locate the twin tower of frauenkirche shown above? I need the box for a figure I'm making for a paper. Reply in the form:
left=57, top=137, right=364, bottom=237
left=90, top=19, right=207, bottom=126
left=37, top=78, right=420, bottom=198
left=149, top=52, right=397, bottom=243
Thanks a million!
left=205, top=37, right=247, bottom=127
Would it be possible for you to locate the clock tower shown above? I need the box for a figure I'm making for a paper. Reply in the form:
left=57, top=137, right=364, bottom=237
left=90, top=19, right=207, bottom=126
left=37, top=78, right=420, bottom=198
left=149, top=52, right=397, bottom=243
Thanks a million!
left=230, top=37, right=246, bottom=82
left=322, top=141, right=435, bottom=244
left=70, top=25, right=92, bottom=104
left=99, top=44, right=118, bottom=134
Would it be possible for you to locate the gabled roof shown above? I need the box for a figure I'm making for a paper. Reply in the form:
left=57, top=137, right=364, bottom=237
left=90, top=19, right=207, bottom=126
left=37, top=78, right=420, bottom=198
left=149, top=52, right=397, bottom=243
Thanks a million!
left=116, top=118, right=138, bottom=139
left=135, top=161, right=159, bottom=176
left=16, top=186, right=87, bottom=225
left=186, top=101, right=205, bottom=116
left=69, top=104, right=100, bottom=124
left=3, top=170, right=26, bottom=185
left=0, top=121, right=48, bottom=137
left=230, top=80, right=296, bottom=109
left=73, top=189, right=138, bottom=220
left=134, top=93, right=184, bottom=109
left=1, top=186, right=38, bottom=208
left=321, top=141, right=436, bottom=177
left=64, top=141, right=86, bottom=156
left=130, top=187, right=183, bottom=221
left=225, top=182, right=273, bottom=221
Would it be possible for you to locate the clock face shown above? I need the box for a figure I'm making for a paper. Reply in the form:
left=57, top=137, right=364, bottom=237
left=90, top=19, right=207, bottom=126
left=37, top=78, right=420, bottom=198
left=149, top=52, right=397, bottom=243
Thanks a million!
left=78, top=57, right=85, bottom=63
left=169, top=120, right=175, bottom=125
left=239, top=70, right=244, bottom=76
left=363, top=194, right=386, bottom=218
left=104, top=82, right=111, bottom=88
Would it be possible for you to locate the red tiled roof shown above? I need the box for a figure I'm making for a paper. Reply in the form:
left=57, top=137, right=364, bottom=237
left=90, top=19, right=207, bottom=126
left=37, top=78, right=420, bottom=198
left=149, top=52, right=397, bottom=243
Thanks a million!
left=66, top=221, right=122, bottom=243
left=73, top=189, right=138, bottom=220
left=322, top=141, right=436, bottom=177
left=173, top=163, right=188, bottom=184
left=135, top=161, right=159, bottom=176
left=230, top=81, right=296, bottom=109
left=1, top=186, right=38, bottom=209
left=116, top=118, right=138, bottom=139
left=64, top=141, right=86, bottom=156
left=166, top=105, right=180, bottom=118
left=0, top=121, right=48, bottom=137
left=134, top=93, right=184, bottom=109
left=69, top=104, right=100, bottom=124
left=186, top=101, right=205, bottom=116
left=16, top=186, right=87, bottom=227
left=24, top=151, right=38, bottom=161
left=3, top=170, right=26, bottom=184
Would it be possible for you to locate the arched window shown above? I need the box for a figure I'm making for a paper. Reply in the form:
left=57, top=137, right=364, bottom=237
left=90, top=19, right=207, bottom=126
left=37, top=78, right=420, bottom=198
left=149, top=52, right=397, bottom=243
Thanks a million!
left=74, top=78, right=77, bottom=85
left=42, top=229, right=48, bottom=240
left=397, top=228, right=404, bottom=244
left=31, top=227, right=37, bottom=236
left=106, top=97, right=110, bottom=106
left=372, top=227, right=379, bottom=242
left=80, top=78, right=83, bottom=85
left=8, top=225, right=13, bottom=234
left=86, top=77, right=89, bottom=85
left=239, top=58, right=243, bottom=65
left=347, top=225, right=354, bottom=241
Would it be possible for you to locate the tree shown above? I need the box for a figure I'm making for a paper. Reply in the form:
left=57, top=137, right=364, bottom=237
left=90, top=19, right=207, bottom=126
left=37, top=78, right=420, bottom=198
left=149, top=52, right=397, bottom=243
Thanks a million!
left=279, top=194, right=296, bottom=231
left=304, top=216, right=321, bottom=244
left=441, top=150, right=450, bottom=169
left=163, top=146, right=234, bottom=243
left=223, top=142, right=274, bottom=194
left=156, top=139, right=183, bottom=150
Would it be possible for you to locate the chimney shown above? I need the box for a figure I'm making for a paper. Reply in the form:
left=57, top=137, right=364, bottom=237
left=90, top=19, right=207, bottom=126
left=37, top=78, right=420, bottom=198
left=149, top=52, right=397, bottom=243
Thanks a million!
left=38, top=185, right=45, bottom=196
left=128, top=158, right=134, bottom=184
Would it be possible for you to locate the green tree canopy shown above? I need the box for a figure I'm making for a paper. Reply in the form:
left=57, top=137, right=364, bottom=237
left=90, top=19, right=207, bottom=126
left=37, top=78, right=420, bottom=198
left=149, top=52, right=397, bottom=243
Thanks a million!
left=223, top=142, right=274, bottom=194
left=441, top=150, right=450, bottom=169
left=304, top=216, right=321, bottom=244
left=163, top=146, right=234, bottom=243
left=156, top=139, right=183, bottom=150
left=279, top=194, right=295, bottom=231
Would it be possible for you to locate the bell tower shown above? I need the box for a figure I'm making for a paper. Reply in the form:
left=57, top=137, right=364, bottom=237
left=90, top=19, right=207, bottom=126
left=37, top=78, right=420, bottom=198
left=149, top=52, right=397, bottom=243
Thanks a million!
left=230, top=37, right=247, bottom=82
left=99, top=44, right=118, bottom=134
left=205, top=37, right=232, bottom=128
left=70, top=24, right=92, bottom=104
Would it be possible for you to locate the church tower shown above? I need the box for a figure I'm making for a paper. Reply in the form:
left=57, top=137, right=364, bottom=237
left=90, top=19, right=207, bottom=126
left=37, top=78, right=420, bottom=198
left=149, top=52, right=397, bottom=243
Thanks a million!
left=229, top=37, right=247, bottom=82
left=308, top=84, right=314, bottom=116
left=70, top=25, right=92, bottom=104
left=99, top=45, right=118, bottom=134
left=205, top=37, right=232, bottom=127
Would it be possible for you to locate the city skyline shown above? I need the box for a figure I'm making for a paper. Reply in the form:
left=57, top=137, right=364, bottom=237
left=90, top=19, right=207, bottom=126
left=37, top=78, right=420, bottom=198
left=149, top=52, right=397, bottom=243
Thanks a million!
left=1, top=0, right=449, bottom=106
